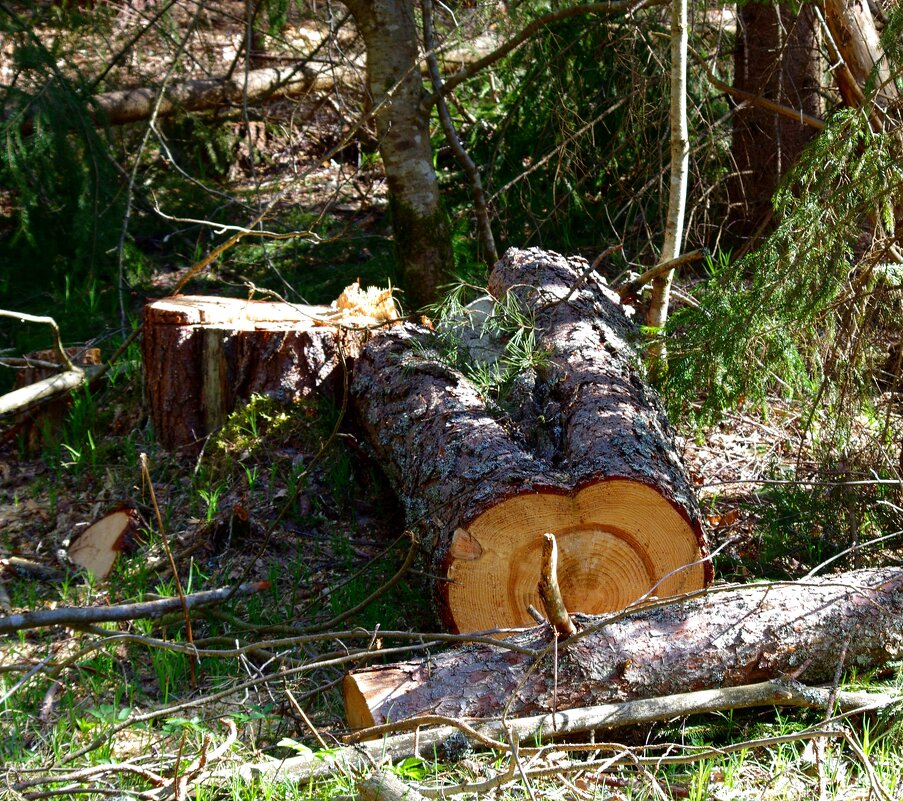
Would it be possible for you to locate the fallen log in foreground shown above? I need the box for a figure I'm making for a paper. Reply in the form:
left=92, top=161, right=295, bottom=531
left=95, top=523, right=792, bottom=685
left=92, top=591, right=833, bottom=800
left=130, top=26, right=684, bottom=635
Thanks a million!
left=343, top=567, right=903, bottom=728
left=351, top=248, right=709, bottom=634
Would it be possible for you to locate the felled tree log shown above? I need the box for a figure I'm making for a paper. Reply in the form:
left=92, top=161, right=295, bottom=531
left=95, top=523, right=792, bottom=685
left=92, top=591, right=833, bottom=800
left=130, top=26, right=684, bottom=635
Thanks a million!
left=352, top=248, right=709, bottom=634
left=343, top=567, right=903, bottom=728
left=6, top=346, right=101, bottom=451
left=91, top=65, right=348, bottom=127
left=143, top=294, right=383, bottom=450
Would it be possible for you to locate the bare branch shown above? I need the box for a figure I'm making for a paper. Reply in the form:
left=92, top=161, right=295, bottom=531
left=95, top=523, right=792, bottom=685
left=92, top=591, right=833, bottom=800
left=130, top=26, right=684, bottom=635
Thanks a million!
left=616, top=248, right=705, bottom=299
left=0, top=582, right=271, bottom=635
left=538, top=533, right=576, bottom=637
left=0, top=310, right=76, bottom=372
left=421, top=0, right=497, bottom=264
left=430, top=0, right=669, bottom=104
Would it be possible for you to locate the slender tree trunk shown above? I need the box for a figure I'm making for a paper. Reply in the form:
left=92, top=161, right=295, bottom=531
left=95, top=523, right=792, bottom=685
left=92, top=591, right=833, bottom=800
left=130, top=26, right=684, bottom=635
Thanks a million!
left=728, top=2, right=821, bottom=241
left=344, top=0, right=456, bottom=309
left=646, top=0, right=689, bottom=357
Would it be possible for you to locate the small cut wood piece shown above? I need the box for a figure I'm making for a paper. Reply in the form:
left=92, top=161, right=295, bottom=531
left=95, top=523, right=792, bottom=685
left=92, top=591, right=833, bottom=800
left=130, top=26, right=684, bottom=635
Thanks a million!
left=351, top=247, right=709, bottom=635
left=343, top=567, right=903, bottom=728
left=68, top=507, right=142, bottom=579
left=143, top=288, right=395, bottom=450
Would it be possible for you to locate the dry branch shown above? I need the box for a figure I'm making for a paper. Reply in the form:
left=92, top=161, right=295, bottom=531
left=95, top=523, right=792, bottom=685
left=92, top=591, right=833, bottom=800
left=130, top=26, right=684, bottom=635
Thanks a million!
left=0, top=370, right=86, bottom=416
left=186, top=678, right=895, bottom=795
left=0, top=582, right=270, bottom=635
left=616, top=249, right=705, bottom=300
left=0, top=311, right=89, bottom=418
left=538, top=533, right=576, bottom=637
left=343, top=567, right=903, bottom=727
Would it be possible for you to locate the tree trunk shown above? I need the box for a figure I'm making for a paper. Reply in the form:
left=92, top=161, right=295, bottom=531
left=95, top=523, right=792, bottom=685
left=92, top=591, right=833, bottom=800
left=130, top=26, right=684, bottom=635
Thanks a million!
left=728, top=2, right=821, bottom=240
left=646, top=0, right=689, bottom=343
left=344, top=0, right=456, bottom=309
left=351, top=248, right=709, bottom=634
left=343, top=566, right=903, bottom=727
left=823, top=0, right=897, bottom=109
left=142, top=295, right=366, bottom=451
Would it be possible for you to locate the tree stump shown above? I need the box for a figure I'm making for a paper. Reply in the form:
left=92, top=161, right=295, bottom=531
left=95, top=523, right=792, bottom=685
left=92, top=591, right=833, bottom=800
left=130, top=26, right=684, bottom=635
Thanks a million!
left=344, top=567, right=903, bottom=728
left=351, top=248, right=710, bottom=634
left=143, top=292, right=387, bottom=451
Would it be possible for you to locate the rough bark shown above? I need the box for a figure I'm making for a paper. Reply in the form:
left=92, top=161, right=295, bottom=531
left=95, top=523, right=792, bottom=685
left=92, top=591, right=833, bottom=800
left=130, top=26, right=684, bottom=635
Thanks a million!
left=352, top=248, right=709, bottom=634
left=729, top=2, right=821, bottom=240
left=343, top=566, right=903, bottom=727
left=344, top=0, right=455, bottom=308
left=143, top=296, right=364, bottom=451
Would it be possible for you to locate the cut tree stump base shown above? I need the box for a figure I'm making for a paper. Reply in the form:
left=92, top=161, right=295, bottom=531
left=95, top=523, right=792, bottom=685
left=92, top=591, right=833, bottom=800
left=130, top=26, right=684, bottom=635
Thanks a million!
left=143, top=290, right=392, bottom=450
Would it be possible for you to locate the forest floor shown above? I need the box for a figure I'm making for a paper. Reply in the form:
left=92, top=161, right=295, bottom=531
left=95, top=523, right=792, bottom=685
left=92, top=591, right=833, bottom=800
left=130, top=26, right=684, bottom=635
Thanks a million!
left=2, top=2, right=903, bottom=800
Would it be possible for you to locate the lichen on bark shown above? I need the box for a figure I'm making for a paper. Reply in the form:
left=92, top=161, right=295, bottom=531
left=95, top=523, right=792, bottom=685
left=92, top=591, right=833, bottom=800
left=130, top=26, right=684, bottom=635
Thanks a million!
left=388, top=193, right=455, bottom=309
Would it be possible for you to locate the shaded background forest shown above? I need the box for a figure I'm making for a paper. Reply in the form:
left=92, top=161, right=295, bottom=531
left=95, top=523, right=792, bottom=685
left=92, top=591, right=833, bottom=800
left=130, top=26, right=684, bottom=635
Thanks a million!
left=2, top=0, right=901, bottom=439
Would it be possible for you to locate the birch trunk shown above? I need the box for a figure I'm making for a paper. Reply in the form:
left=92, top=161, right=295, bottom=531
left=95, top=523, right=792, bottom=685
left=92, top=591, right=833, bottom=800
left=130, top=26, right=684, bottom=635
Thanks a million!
left=344, top=0, right=455, bottom=308
left=645, top=0, right=689, bottom=345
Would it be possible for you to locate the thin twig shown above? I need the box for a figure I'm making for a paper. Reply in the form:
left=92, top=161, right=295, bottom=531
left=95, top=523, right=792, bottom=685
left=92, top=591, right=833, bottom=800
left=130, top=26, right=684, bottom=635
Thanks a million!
left=139, top=453, right=196, bottom=684
left=0, top=310, right=76, bottom=372
left=558, top=244, right=623, bottom=306
left=0, top=582, right=270, bottom=635
left=431, top=0, right=668, bottom=104
left=117, top=5, right=202, bottom=335
left=304, top=532, right=419, bottom=632
left=421, top=0, right=497, bottom=264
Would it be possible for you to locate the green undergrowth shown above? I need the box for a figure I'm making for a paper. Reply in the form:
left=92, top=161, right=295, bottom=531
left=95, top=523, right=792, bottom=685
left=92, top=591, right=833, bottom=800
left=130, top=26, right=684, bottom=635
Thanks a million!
left=420, top=282, right=551, bottom=411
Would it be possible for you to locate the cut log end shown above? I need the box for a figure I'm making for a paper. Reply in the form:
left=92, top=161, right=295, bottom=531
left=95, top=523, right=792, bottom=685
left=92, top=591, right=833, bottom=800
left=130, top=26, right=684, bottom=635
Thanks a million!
left=68, top=507, right=142, bottom=579
left=442, top=479, right=706, bottom=633
left=343, top=660, right=426, bottom=731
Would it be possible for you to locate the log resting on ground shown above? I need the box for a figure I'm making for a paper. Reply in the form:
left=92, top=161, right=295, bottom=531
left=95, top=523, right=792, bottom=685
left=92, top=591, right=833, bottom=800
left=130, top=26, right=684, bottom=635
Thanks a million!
left=343, top=567, right=903, bottom=728
left=351, top=248, right=709, bottom=634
